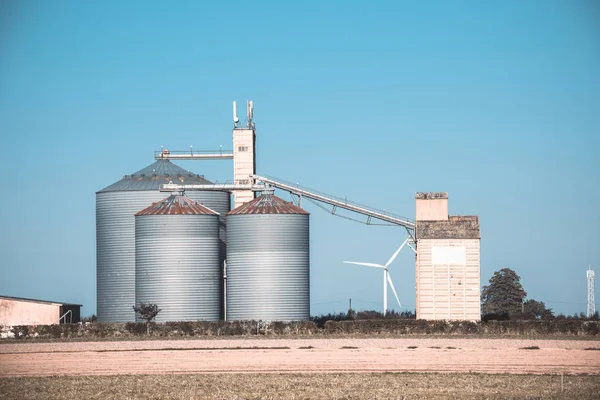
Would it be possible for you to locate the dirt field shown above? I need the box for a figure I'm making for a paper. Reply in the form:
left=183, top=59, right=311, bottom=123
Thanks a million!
left=1, top=338, right=599, bottom=377
left=2, top=372, right=600, bottom=400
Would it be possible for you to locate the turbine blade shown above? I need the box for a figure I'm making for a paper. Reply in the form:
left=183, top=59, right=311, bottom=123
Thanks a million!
left=343, top=261, right=384, bottom=269
left=387, top=273, right=402, bottom=308
left=385, top=238, right=408, bottom=267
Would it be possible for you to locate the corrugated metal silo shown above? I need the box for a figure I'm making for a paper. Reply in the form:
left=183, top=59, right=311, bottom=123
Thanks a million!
left=226, top=193, right=310, bottom=321
left=96, top=159, right=230, bottom=322
left=135, top=195, right=221, bottom=322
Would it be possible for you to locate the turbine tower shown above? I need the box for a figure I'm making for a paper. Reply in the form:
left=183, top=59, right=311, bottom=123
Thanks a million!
left=344, top=237, right=410, bottom=316
left=588, top=266, right=595, bottom=318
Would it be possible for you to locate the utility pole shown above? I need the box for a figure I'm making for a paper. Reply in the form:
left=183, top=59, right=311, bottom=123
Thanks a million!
left=349, top=298, right=352, bottom=318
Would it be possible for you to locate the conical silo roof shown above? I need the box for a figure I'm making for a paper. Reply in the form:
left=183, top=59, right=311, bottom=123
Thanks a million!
left=227, top=193, right=309, bottom=215
left=97, top=159, right=213, bottom=193
left=135, top=195, right=219, bottom=216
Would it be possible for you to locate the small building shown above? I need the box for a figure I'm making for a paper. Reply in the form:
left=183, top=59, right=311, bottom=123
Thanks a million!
left=0, top=295, right=81, bottom=326
left=415, top=193, right=481, bottom=321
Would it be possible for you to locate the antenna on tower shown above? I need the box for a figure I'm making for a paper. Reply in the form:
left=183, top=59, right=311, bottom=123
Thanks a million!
left=588, top=266, right=596, bottom=318
left=233, top=101, right=239, bottom=128
left=247, top=100, right=253, bottom=128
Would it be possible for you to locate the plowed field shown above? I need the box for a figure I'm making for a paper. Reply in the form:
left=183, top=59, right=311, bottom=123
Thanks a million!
left=1, top=338, right=599, bottom=377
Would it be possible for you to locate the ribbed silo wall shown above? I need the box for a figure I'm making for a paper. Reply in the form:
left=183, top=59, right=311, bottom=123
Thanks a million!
left=96, top=191, right=229, bottom=322
left=135, top=214, right=221, bottom=322
left=226, top=214, right=310, bottom=321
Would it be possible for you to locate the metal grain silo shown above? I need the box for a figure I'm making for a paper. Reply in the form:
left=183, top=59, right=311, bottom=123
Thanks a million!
left=226, top=192, right=310, bottom=321
left=135, top=195, right=221, bottom=322
left=96, top=159, right=230, bottom=322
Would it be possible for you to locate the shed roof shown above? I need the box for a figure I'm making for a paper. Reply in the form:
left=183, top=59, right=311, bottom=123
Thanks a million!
left=0, top=295, right=82, bottom=307
left=135, top=195, right=219, bottom=216
left=227, top=194, right=309, bottom=215
left=97, top=160, right=213, bottom=193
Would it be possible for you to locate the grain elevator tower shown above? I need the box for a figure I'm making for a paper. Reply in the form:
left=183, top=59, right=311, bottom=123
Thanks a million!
left=232, top=101, right=256, bottom=209
left=415, top=193, right=481, bottom=321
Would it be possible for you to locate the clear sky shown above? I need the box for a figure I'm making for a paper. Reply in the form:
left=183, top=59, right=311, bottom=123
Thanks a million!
left=1, top=1, right=598, bottom=317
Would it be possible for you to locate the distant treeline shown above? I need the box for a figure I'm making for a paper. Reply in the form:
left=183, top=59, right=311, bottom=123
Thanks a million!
left=311, top=309, right=599, bottom=327
left=311, top=310, right=416, bottom=328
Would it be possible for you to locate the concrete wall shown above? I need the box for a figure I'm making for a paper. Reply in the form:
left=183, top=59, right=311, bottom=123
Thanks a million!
left=415, top=193, right=448, bottom=221
left=417, top=216, right=480, bottom=239
left=416, top=239, right=481, bottom=321
left=232, top=127, right=256, bottom=209
left=0, top=299, right=60, bottom=326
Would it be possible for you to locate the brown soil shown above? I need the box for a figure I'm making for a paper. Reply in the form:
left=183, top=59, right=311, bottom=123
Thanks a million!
left=1, top=338, right=599, bottom=377
left=3, top=373, right=600, bottom=400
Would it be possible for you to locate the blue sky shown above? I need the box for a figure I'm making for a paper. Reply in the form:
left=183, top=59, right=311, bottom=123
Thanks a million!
left=1, top=1, right=598, bottom=317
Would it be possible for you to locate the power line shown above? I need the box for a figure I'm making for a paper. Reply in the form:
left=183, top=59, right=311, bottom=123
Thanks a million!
left=539, top=300, right=587, bottom=305
left=310, top=299, right=348, bottom=306
left=311, top=298, right=415, bottom=307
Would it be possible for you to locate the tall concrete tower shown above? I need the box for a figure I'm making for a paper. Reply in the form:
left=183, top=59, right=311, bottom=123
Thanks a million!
left=232, top=100, right=256, bottom=209
left=415, top=193, right=481, bottom=321
left=588, top=266, right=596, bottom=318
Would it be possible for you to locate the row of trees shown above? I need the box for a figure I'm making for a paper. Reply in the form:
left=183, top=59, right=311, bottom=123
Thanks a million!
left=481, top=268, right=596, bottom=321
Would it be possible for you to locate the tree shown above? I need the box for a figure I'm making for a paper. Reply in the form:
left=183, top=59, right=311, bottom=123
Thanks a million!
left=522, top=299, right=554, bottom=320
left=81, top=314, right=97, bottom=323
left=133, top=303, right=161, bottom=335
left=347, top=307, right=356, bottom=320
left=481, top=268, right=527, bottom=318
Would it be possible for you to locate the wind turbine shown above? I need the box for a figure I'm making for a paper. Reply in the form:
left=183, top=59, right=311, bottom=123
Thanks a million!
left=344, top=237, right=409, bottom=316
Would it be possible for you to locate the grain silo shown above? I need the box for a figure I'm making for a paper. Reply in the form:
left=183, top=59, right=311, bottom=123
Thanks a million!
left=226, top=192, right=310, bottom=321
left=96, top=159, right=230, bottom=322
left=134, top=194, right=221, bottom=322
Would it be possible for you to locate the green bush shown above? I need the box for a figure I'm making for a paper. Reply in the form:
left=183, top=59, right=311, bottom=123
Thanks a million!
left=583, top=321, right=599, bottom=335
left=164, top=321, right=195, bottom=336
left=12, top=325, right=30, bottom=339
left=2, top=319, right=597, bottom=340
left=125, top=322, right=148, bottom=336
left=322, top=319, right=600, bottom=336
left=32, top=324, right=81, bottom=339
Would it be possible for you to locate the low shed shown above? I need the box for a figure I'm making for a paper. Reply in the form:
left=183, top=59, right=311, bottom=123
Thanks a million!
left=0, top=295, right=81, bottom=326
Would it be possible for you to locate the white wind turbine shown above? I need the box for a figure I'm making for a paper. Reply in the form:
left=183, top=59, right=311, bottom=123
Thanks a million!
left=344, top=237, right=410, bottom=316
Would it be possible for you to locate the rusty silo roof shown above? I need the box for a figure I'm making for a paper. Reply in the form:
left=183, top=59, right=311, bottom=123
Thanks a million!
left=98, top=159, right=213, bottom=193
left=227, top=194, right=309, bottom=215
left=135, top=195, right=219, bottom=216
